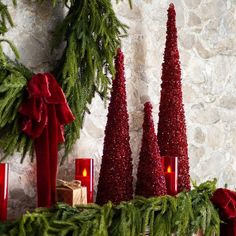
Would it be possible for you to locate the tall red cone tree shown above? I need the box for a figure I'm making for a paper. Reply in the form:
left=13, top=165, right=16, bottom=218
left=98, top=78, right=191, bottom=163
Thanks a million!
left=136, top=102, right=167, bottom=197
left=96, top=49, right=133, bottom=205
left=157, top=3, right=190, bottom=192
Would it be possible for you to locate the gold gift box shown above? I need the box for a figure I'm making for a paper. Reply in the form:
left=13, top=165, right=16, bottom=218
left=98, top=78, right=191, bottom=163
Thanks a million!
left=56, top=180, right=87, bottom=206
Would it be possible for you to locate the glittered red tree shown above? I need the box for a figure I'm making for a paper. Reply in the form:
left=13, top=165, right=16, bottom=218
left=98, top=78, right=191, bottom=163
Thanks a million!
left=157, top=3, right=190, bottom=192
left=135, top=102, right=167, bottom=198
left=96, top=49, right=133, bottom=205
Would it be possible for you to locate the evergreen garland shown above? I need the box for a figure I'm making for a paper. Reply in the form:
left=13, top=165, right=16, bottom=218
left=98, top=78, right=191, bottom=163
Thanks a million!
left=0, top=0, right=129, bottom=162
left=0, top=180, right=220, bottom=236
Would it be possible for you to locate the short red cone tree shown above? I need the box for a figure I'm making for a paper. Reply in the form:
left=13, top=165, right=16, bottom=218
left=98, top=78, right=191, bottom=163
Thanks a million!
left=157, top=3, right=190, bottom=192
left=96, top=49, right=133, bottom=205
left=135, top=102, right=167, bottom=197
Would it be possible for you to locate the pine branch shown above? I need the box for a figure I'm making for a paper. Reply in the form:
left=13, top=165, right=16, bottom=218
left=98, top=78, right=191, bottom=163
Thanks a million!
left=0, top=45, right=33, bottom=161
left=0, top=0, right=15, bottom=35
left=189, top=179, right=220, bottom=236
left=173, top=192, right=193, bottom=235
left=0, top=39, right=19, bottom=59
left=52, top=0, right=128, bottom=162
left=116, top=0, right=133, bottom=9
left=36, top=0, right=133, bottom=8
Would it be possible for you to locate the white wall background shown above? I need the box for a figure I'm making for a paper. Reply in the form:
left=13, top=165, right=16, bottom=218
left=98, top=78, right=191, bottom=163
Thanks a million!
left=3, top=0, right=236, bottom=218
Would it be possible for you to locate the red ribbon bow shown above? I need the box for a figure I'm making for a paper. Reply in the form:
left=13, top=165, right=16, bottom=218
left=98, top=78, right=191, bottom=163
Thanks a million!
left=211, top=188, right=236, bottom=236
left=19, top=73, right=75, bottom=207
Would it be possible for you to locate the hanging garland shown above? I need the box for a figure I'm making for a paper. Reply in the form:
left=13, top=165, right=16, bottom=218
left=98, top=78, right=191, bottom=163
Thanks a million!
left=0, top=180, right=220, bottom=236
left=0, top=0, right=131, bottom=162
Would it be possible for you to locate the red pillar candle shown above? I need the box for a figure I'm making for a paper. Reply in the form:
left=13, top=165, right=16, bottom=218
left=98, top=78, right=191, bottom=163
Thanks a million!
left=75, top=158, right=94, bottom=203
left=162, top=156, right=178, bottom=196
left=0, top=163, right=9, bottom=221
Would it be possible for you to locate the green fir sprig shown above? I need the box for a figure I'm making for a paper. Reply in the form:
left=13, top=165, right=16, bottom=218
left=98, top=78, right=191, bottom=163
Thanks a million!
left=116, top=0, right=133, bottom=9
left=0, top=180, right=221, bottom=236
left=189, top=179, right=220, bottom=236
left=0, top=0, right=34, bottom=161
left=0, top=0, right=15, bottom=36
left=52, top=0, right=128, bottom=162
left=36, top=0, right=133, bottom=9
left=0, top=44, right=33, bottom=161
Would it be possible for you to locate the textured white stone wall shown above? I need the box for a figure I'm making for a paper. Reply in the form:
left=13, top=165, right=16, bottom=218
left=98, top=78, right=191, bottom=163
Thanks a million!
left=3, top=0, right=236, bottom=219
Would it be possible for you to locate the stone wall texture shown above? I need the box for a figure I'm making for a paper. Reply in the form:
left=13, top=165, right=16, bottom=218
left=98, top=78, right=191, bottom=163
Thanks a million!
left=3, top=0, right=236, bottom=219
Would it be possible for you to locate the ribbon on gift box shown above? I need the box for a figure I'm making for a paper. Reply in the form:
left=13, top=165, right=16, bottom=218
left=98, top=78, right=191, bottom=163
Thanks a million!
left=57, top=179, right=87, bottom=205
left=57, top=180, right=82, bottom=190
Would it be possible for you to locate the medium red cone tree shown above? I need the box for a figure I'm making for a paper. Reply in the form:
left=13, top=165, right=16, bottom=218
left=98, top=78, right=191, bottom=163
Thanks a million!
left=157, top=3, right=190, bottom=192
left=135, top=102, right=167, bottom=197
left=96, top=49, right=133, bottom=205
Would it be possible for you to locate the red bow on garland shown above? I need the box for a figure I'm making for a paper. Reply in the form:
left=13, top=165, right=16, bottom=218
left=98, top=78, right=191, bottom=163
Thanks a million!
left=19, top=73, right=75, bottom=208
left=211, top=188, right=236, bottom=236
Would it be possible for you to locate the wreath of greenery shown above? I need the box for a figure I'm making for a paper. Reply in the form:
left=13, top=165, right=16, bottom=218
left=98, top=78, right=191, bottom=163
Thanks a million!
left=0, top=0, right=131, bottom=163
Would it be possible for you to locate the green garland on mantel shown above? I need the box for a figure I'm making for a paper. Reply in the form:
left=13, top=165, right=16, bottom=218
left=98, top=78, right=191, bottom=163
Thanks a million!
left=0, top=0, right=132, bottom=163
left=0, top=180, right=220, bottom=236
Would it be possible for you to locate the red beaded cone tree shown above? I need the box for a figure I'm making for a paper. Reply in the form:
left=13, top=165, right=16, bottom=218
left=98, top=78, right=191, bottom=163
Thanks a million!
left=135, top=102, right=167, bottom=198
left=157, top=3, right=190, bottom=192
left=96, top=49, right=133, bottom=205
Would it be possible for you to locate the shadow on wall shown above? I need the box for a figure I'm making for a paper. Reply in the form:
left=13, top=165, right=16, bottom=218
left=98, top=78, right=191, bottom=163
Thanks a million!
left=10, top=0, right=65, bottom=72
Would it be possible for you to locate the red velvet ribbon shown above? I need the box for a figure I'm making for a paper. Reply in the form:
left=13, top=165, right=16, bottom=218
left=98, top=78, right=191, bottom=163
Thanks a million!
left=19, top=73, right=75, bottom=208
left=211, top=188, right=236, bottom=236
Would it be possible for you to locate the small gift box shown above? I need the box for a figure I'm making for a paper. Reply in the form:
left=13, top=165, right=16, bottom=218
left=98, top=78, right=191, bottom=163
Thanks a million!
left=56, top=180, right=87, bottom=206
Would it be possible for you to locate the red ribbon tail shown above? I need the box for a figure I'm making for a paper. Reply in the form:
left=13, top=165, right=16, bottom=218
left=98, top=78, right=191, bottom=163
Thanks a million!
left=35, top=128, right=51, bottom=208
